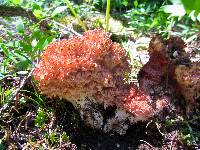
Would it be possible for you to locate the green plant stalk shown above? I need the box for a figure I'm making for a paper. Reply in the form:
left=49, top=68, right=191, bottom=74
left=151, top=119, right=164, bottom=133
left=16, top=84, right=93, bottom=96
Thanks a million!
left=63, top=0, right=87, bottom=31
left=105, top=0, right=111, bottom=32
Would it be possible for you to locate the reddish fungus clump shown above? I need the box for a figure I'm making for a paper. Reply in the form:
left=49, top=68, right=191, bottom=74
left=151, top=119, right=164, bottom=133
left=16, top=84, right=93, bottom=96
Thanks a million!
left=138, top=36, right=170, bottom=94
left=118, top=84, right=169, bottom=121
left=174, top=63, right=200, bottom=112
left=34, top=29, right=128, bottom=104
left=122, top=86, right=154, bottom=120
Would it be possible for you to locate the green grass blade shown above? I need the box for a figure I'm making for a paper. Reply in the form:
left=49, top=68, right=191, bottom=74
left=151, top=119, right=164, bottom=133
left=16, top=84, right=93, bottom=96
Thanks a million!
left=63, top=0, right=87, bottom=31
left=105, top=0, right=111, bottom=32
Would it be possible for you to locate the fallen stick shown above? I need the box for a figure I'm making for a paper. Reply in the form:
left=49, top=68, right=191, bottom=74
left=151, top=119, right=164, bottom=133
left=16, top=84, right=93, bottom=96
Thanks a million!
left=52, top=20, right=82, bottom=37
left=0, top=68, right=34, bottom=115
left=0, top=5, right=38, bottom=22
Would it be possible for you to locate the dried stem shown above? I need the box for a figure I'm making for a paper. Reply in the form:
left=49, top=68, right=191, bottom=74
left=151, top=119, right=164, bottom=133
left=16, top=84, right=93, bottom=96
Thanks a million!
left=52, top=20, right=82, bottom=36
left=0, top=68, right=34, bottom=115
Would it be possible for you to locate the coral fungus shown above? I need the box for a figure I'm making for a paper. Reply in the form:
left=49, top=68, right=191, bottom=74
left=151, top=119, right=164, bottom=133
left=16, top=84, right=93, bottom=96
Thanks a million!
left=34, top=29, right=130, bottom=107
left=174, top=63, right=200, bottom=112
left=34, top=29, right=170, bottom=134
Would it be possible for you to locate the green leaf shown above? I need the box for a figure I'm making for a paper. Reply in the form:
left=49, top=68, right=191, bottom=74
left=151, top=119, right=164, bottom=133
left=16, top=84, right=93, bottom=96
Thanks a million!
left=16, top=19, right=24, bottom=33
left=32, top=3, right=41, bottom=10
left=197, top=13, right=200, bottom=22
left=32, top=30, right=40, bottom=38
left=0, top=44, right=9, bottom=56
left=35, top=108, right=47, bottom=128
left=181, top=0, right=200, bottom=13
left=51, top=6, right=68, bottom=17
left=134, top=0, right=138, bottom=8
left=13, top=51, right=32, bottom=65
left=34, top=36, right=54, bottom=51
left=40, top=38, right=51, bottom=49
left=122, top=0, right=128, bottom=7
left=7, top=31, right=13, bottom=38
left=189, top=10, right=197, bottom=21
left=62, top=132, right=70, bottom=142
left=49, top=131, right=58, bottom=146
left=19, top=41, right=32, bottom=52
left=13, top=51, right=28, bottom=61
left=15, top=59, right=31, bottom=70
left=10, top=0, right=21, bottom=5
left=1, top=58, right=10, bottom=74
left=33, top=9, right=43, bottom=19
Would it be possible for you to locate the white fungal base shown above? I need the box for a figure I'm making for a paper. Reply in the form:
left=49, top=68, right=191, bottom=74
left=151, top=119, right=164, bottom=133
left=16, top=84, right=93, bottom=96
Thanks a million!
left=73, top=98, right=104, bottom=130
left=71, top=97, right=140, bottom=135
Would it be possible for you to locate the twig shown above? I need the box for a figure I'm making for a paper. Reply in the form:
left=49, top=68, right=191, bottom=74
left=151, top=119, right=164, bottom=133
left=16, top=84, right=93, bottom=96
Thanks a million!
left=0, top=68, right=34, bottom=115
left=52, top=20, right=82, bottom=37
left=139, top=140, right=154, bottom=148
left=0, top=5, right=38, bottom=22
left=146, top=120, right=165, bottom=136
left=14, top=111, right=32, bottom=134
left=169, top=140, right=173, bottom=150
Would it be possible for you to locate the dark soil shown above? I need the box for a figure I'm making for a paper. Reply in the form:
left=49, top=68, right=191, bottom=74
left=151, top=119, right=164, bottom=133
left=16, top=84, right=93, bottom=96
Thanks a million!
left=0, top=97, right=195, bottom=150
